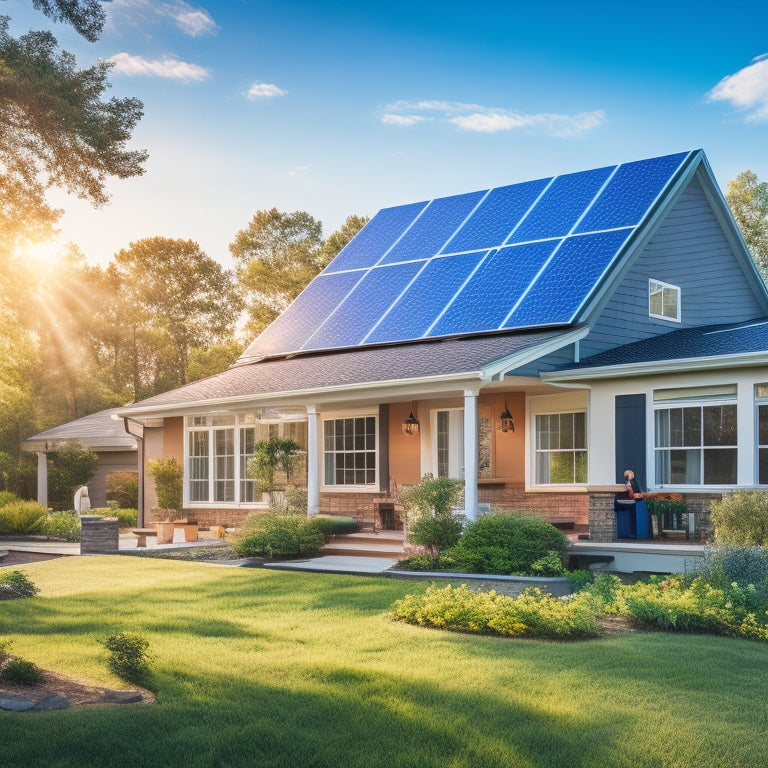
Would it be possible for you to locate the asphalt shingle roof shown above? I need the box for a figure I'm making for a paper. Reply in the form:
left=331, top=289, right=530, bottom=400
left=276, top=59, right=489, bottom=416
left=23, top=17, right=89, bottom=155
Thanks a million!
left=560, top=317, right=768, bottom=371
left=23, top=408, right=138, bottom=451
left=123, top=327, right=569, bottom=412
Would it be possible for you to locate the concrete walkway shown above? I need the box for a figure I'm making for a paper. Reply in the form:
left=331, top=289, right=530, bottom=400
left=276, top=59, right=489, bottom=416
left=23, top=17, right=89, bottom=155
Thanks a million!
left=262, top=555, right=398, bottom=574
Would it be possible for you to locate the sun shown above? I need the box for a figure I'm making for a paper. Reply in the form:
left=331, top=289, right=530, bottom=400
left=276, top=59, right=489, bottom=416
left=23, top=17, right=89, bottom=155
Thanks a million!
left=14, top=239, right=67, bottom=269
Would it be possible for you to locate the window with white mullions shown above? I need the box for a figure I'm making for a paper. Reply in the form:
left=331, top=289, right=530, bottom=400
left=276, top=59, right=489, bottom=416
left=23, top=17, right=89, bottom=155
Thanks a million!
left=654, top=404, right=737, bottom=485
left=649, top=279, right=681, bottom=322
left=534, top=412, right=587, bottom=484
left=323, top=416, right=377, bottom=486
left=755, top=384, right=768, bottom=485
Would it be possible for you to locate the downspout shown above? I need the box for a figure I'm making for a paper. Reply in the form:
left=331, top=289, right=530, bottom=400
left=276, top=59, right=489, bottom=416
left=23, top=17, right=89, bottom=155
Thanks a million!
left=122, top=417, right=146, bottom=528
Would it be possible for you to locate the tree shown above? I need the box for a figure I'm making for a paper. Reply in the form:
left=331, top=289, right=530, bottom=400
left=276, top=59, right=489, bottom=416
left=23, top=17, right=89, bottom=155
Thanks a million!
left=0, top=3, right=147, bottom=255
left=109, top=238, right=242, bottom=396
left=230, top=210, right=368, bottom=336
left=47, top=441, right=98, bottom=510
left=726, top=170, right=768, bottom=275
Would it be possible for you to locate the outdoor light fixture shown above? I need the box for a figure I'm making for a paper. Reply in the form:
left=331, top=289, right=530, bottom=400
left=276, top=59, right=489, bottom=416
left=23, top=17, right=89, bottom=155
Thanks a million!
left=499, top=401, right=515, bottom=433
left=402, top=403, right=420, bottom=436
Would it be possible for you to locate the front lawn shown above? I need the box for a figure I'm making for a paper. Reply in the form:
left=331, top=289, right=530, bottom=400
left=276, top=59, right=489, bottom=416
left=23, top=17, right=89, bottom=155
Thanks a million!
left=2, top=557, right=767, bottom=768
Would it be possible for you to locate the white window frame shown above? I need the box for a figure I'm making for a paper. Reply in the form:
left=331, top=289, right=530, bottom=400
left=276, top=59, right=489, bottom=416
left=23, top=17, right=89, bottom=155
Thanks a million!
left=533, top=410, right=588, bottom=486
left=320, top=410, right=378, bottom=492
left=430, top=408, right=465, bottom=480
left=653, top=391, right=738, bottom=488
left=755, top=384, right=768, bottom=485
left=184, top=415, right=307, bottom=507
left=649, top=278, right=681, bottom=323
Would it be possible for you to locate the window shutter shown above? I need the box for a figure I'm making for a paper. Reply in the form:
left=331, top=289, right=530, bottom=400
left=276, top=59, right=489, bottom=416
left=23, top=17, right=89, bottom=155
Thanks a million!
left=615, top=394, right=646, bottom=487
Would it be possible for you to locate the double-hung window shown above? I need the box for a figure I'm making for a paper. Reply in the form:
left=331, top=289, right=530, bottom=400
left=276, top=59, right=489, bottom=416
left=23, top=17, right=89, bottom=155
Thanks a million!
left=534, top=412, right=587, bottom=484
left=323, top=415, right=377, bottom=487
left=654, top=386, right=737, bottom=485
left=756, top=384, right=768, bottom=485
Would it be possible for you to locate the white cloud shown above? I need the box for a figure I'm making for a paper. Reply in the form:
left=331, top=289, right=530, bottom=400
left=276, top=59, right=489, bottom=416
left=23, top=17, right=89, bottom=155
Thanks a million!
left=247, top=82, right=286, bottom=99
left=381, top=113, right=426, bottom=126
left=111, top=52, right=210, bottom=82
left=288, top=166, right=309, bottom=176
left=708, top=54, right=768, bottom=121
left=107, top=0, right=218, bottom=37
left=382, top=100, right=604, bottom=137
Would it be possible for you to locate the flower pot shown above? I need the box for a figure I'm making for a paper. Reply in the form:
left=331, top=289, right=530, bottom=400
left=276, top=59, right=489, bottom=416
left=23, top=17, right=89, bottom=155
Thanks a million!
left=154, top=521, right=175, bottom=544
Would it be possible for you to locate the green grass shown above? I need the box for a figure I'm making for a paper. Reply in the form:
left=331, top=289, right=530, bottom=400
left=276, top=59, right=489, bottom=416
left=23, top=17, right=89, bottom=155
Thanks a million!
left=2, top=557, right=768, bottom=768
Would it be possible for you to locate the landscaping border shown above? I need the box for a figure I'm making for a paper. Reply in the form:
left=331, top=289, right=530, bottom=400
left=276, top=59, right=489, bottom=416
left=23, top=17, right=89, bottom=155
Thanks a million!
left=385, top=570, right=574, bottom=597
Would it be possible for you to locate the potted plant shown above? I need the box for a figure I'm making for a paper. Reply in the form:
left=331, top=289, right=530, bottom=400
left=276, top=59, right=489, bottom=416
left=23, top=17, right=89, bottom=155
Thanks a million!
left=246, top=437, right=300, bottom=509
left=147, top=458, right=184, bottom=543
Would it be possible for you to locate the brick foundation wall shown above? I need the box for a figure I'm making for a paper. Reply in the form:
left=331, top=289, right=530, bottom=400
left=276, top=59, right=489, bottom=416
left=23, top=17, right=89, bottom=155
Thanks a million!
left=478, top=486, right=589, bottom=526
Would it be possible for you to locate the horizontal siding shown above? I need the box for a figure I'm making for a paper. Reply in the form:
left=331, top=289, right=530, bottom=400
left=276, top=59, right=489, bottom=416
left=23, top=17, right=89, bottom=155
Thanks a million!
left=581, top=175, right=765, bottom=359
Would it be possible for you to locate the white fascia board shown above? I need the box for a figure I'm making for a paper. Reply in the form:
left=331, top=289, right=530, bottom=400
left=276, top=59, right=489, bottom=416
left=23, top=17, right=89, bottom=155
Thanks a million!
left=481, top=326, right=589, bottom=380
left=115, top=370, right=488, bottom=420
left=542, top=350, right=768, bottom=382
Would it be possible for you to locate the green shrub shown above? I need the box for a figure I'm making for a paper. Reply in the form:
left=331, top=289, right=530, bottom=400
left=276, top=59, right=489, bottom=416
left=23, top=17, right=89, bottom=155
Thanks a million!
left=101, top=632, right=151, bottom=684
left=0, top=490, right=19, bottom=508
left=392, top=584, right=602, bottom=639
left=106, top=472, right=139, bottom=509
left=0, top=637, right=12, bottom=663
left=47, top=441, right=98, bottom=510
left=451, top=512, right=568, bottom=575
left=391, top=553, right=459, bottom=571
left=529, top=550, right=566, bottom=576
left=710, top=491, right=768, bottom=547
left=567, top=569, right=594, bottom=592
left=402, top=475, right=465, bottom=556
left=0, top=500, right=48, bottom=534
left=691, top=546, right=768, bottom=596
left=0, top=570, right=40, bottom=600
left=147, top=457, right=183, bottom=511
left=233, top=513, right=325, bottom=559
left=286, top=486, right=308, bottom=516
left=584, top=573, right=624, bottom=612
left=1, top=658, right=44, bottom=685
left=313, top=515, right=358, bottom=535
left=621, top=576, right=768, bottom=639
left=42, top=510, right=81, bottom=542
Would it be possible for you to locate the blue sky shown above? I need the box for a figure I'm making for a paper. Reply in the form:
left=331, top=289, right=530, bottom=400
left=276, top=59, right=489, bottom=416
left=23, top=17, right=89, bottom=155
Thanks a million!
left=6, top=0, right=768, bottom=267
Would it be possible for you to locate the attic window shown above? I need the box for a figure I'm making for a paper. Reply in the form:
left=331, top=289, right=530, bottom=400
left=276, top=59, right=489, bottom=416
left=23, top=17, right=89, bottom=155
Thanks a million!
left=649, top=279, right=680, bottom=322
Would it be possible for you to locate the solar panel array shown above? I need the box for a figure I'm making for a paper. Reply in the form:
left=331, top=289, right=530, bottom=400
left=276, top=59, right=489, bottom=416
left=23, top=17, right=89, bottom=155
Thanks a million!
left=245, top=151, right=691, bottom=359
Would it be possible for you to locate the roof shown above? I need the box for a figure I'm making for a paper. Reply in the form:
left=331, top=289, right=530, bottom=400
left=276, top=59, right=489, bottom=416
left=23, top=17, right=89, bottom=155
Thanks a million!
left=23, top=408, right=138, bottom=452
left=120, top=327, right=578, bottom=416
left=543, top=317, right=768, bottom=380
left=241, top=150, right=696, bottom=362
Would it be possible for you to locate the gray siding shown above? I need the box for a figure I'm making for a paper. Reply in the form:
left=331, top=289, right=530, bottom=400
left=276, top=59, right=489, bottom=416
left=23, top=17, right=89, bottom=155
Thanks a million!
left=88, top=450, right=139, bottom=508
left=579, top=175, right=766, bottom=359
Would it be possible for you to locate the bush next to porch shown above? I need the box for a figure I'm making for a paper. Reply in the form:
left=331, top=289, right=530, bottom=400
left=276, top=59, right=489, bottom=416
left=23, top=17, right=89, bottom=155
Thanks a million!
left=450, top=511, right=568, bottom=575
left=233, top=512, right=325, bottom=559
left=402, top=475, right=465, bottom=557
left=709, top=491, right=768, bottom=547
left=0, top=500, right=48, bottom=534
left=147, top=458, right=183, bottom=513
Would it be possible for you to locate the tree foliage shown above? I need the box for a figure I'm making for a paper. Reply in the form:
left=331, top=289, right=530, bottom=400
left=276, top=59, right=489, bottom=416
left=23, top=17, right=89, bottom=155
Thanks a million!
left=0, top=4, right=146, bottom=254
left=726, top=170, right=768, bottom=275
left=47, top=441, right=98, bottom=510
left=231, top=210, right=368, bottom=335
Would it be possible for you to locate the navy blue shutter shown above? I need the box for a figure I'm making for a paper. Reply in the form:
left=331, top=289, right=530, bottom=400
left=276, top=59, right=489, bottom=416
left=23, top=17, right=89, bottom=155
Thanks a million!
left=615, top=395, right=647, bottom=488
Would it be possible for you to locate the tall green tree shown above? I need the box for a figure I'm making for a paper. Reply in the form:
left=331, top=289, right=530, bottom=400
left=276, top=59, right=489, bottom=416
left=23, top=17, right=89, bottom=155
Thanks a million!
left=230, top=210, right=368, bottom=336
left=109, top=238, right=242, bottom=396
left=0, top=2, right=147, bottom=255
left=726, top=170, right=768, bottom=275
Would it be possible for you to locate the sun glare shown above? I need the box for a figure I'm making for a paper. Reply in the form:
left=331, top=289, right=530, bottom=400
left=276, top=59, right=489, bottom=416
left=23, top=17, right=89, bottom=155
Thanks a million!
left=15, top=239, right=66, bottom=269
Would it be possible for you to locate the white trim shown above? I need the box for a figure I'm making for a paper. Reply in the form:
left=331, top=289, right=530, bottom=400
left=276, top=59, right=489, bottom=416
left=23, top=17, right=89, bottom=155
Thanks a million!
left=648, top=278, right=681, bottom=323
left=320, top=409, right=379, bottom=491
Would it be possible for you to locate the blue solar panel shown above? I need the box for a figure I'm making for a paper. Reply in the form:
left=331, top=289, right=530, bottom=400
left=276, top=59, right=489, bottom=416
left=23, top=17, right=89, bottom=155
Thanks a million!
left=246, top=271, right=364, bottom=356
left=508, top=165, right=614, bottom=244
left=365, top=251, right=489, bottom=344
left=506, top=229, right=634, bottom=327
left=442, top=178, right=551, bottom=254
left=325, top=201, right=428, bottom=272
left=378, top=190, right=487, bottom=265
left=574, top=152, right=689, bottom=234
left=428, top=240, right=560, bottom=337
left=303, top=261, right=424, bottom=350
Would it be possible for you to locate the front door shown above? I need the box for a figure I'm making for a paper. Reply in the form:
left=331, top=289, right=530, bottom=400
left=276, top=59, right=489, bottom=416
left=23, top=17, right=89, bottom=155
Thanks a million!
left=434, top=409, right=464, bottom=479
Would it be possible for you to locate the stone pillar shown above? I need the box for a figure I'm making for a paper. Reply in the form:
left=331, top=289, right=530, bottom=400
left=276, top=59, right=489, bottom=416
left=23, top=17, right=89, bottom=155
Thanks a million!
left=306, top=405, right=320, bottom=516
left=80, top=515, right=119, bottom=555
left=36, top=452, right=48, bottom=508
left=588, top=488, right=621, bottom=542
left=464, top=390, right=479, bottom=522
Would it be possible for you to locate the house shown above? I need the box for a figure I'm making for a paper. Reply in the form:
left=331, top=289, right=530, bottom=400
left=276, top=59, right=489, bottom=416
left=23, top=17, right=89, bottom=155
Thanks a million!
left=119, top=149, right=768, bottom=541
left=23, top=407, right=139, bottom=509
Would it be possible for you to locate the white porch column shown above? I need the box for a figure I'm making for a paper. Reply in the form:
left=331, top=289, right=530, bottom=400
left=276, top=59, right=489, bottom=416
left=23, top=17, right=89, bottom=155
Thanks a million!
left=306, top=405, right=320, bottom=516
left=463, top=390, right=479, bottom=522
left=36, top=451, right=48, bottom=508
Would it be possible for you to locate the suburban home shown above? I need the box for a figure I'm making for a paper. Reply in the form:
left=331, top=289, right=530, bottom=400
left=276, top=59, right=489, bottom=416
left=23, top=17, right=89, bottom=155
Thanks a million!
left=118, top=149, right=768, bottom=541
left=23, top=407, right=139, bottom=508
